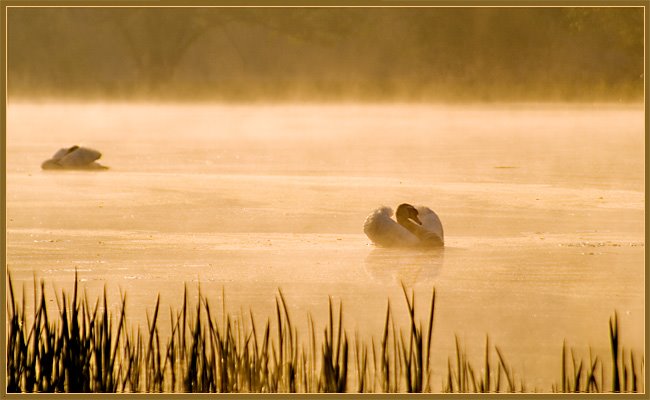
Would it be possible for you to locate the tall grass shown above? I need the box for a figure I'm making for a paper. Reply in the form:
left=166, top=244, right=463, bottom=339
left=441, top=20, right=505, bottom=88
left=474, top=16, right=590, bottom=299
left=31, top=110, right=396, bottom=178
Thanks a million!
left=443, top=334, right=526, bottom=393
left=5, top=271, right=644, bottom=393
left=549, top=312, right=643, bottom=393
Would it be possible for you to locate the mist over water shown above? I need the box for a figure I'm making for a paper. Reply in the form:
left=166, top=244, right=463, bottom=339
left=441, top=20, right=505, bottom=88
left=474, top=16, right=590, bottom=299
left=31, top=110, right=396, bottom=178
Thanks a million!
left=6, top=102, right=644, bottom=390
left=5, top=5, right=646, bottom=393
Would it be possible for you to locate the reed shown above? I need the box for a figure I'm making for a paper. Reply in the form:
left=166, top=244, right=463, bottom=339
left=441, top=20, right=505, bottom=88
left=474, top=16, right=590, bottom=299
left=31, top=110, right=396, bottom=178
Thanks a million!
left=551, top=312, right=644, bottom=393
left=442, top=334, right=526, bottom=393
left=5, top=272, right=644, bottom=393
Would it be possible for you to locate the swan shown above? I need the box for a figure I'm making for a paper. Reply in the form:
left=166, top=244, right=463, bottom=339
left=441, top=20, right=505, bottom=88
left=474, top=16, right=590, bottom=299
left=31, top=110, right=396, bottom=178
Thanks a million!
left=364, top=203, right=444, bottom=248
left=41, top=145, right=108, bottom=170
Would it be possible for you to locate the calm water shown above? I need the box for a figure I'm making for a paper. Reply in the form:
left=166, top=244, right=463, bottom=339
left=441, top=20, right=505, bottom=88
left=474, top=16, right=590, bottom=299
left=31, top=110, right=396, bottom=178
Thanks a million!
left=6, top=102, right=645, bottom=390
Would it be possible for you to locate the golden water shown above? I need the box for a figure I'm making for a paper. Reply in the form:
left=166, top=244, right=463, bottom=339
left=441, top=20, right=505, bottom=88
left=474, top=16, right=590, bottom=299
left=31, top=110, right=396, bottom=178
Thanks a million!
left=6, top=102, right=644, bottom=390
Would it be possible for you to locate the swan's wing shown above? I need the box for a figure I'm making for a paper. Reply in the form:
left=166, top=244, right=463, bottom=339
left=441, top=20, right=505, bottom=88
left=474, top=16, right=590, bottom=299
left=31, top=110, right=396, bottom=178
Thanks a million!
left=50, top=147, right=72, bottom=162
left=363, top=207, right=419, bottom=247
left=58, top=147, right=102, bottom=167
left=416, top=206, right=444, bottom=244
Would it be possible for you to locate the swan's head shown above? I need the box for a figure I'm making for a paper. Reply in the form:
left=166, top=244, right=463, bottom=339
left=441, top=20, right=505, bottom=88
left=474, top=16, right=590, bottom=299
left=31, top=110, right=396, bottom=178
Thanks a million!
left=396, top=203, right=422, bottom=225
left=66, top=145, right=80, bottom=154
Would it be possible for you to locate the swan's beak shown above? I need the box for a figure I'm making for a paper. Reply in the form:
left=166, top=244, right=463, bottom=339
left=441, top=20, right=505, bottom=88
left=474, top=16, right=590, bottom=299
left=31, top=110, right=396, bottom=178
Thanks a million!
left=410, top=215, right=422, bottom=225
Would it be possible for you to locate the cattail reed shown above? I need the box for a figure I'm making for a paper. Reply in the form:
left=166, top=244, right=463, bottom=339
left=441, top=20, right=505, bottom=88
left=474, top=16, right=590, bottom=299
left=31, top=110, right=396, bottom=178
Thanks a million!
left=5, top=271, right=644, bottom=393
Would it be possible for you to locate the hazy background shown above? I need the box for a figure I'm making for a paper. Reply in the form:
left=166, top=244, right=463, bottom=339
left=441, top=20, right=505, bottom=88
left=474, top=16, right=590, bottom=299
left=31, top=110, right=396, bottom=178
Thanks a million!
left=5, top=6, right=646, bottom=391
left=7, top=7, right=644, bottom=102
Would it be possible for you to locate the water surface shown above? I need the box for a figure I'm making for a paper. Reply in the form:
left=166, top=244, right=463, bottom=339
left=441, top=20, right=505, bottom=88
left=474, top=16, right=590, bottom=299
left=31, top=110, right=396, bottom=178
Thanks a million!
left=6, top=102, right=645, bottom=390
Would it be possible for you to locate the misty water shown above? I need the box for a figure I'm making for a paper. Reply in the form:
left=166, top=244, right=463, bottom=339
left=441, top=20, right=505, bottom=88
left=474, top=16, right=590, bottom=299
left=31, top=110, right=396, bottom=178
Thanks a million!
left=6, top=102, right=644, bottom=390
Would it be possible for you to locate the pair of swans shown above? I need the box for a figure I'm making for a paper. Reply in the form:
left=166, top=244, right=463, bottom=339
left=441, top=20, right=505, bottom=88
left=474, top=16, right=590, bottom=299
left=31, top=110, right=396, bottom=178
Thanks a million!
left=41, top=145, right=108, bottom=170
left=40, top=148, right=440, bottom=248
left=364, top=203, right=444, bottom=248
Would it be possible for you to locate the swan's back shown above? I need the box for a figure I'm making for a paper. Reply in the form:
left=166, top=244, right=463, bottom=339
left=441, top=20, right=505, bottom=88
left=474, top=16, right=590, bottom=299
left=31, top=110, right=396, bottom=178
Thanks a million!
left=58, top=147, right=102, bottom=167
left=363, top=207, right=419, bottom=247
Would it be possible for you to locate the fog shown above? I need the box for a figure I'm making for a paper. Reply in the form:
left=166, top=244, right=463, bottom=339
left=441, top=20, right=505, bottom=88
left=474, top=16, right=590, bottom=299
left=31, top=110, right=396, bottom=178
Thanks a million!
left=6, top=103, right=645, bottom=390
left=4, top=6, right=646, bottom=393
left=7, top=7, right=644, bottom=102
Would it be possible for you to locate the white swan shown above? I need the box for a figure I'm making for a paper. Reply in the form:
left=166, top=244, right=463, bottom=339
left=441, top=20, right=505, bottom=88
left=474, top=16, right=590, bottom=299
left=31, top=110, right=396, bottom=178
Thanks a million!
left=363, top=203, right=444, bottom=248
left=41, top=145, right=108, bottom=170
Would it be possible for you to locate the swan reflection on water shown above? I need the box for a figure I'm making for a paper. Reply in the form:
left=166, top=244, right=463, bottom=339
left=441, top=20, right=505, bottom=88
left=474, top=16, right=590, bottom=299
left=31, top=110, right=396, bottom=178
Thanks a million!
left=364, top=247, right=445, bottom=285
left=363, top=203, right=445, bottom=284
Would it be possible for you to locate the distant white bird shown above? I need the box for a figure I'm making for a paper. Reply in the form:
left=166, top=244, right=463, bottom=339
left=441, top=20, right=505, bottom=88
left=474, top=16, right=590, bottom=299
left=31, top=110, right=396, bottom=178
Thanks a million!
left=364, top=203, right=444, bottom=248
left=41, top=145, right=108, bottom=170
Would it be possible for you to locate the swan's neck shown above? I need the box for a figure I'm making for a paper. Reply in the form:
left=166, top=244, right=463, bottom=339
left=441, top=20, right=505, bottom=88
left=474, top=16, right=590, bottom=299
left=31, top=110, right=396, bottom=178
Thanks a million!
left=397, top=214, right=444, bottom=246
left=396, top=214, right=420, bottom=235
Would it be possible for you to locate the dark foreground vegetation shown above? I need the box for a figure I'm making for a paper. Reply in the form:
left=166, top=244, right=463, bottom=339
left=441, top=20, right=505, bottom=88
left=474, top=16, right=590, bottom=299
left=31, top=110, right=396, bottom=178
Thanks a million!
left=7, top=7, right=643, bottom=102
left=6, top=271, right=644, bottom=393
